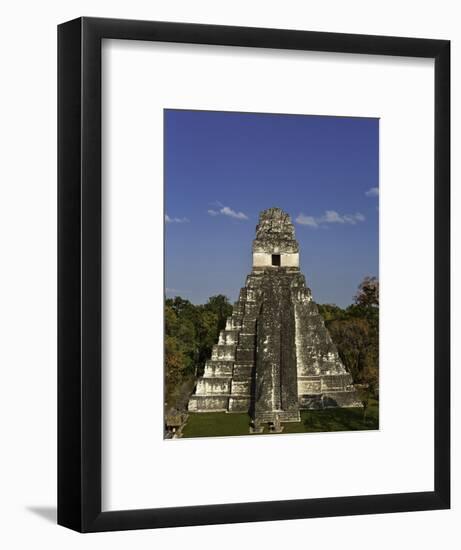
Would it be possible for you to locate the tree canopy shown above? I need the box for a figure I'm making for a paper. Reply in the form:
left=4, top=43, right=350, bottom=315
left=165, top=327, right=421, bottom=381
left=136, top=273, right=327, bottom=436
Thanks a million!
left=319, top=276, right=379, bottom=396
left=164, top=295, right=233, bottom=405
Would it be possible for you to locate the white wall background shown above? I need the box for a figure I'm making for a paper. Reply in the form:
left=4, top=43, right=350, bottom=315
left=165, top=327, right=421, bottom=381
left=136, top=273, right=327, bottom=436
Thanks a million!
left=0, top=1, right=458, bottom=548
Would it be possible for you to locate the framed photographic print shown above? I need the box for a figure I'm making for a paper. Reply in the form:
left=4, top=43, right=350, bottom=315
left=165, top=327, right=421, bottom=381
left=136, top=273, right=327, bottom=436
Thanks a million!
left=58, top=17, right=450, bottom=532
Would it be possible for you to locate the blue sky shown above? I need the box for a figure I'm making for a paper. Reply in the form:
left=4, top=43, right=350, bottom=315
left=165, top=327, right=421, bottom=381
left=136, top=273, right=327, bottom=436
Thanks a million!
left=165, top=109, right=379, bottom=308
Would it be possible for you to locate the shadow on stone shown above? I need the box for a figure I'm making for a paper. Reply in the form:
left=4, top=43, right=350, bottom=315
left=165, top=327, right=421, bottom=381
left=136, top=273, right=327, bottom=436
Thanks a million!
left=322, top=396, right=339, bottom=408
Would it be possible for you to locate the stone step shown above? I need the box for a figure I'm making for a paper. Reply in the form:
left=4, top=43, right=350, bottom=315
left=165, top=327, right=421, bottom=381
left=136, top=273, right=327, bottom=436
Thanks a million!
left=245, top=273, right=264, bottom=284
left=229, top=396, right=251, bottom=412
left=297, top=378, right=322, bottom=394
left=237, top=333, right=256, bottom=347
left=242, top=303, right=260, bottom=316
left=297, top=374, right=354, bottom=393
left=218, top=330, right=239, bottom=345
left=232, top=304, right=245, bottom=316
left=205, top=359, right=234, bottom=368
left=238, top=288, right=258, bottom=303
left=203, top=362, right=233, bottom=378
left=296, top=358, right=345, bottom=377
left=235, top=347, right=255, bottom=362
left=230, top=379, right=251, bottom=395
left=195, top=378, right=231, bottom=395
left=211, top=344, right=236, bottom=361
left=226, top=319, right=242, bottom=331
left=241, top=319, right=257, bottom=332
left=232, top=364, right=255, bottom=379
left=188, top=395, right=229, bottom=412
left=298, top=390, right=362, bottom=409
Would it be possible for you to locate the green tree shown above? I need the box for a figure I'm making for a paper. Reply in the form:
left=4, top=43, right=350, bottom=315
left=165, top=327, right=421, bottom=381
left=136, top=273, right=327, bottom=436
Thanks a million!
left=318, top=276, right=379, bottom=397
left=204, top=295, right=233, bottom=335
left=164, top=335, right=185, bottom=392
left=195, top=309, right=219, bottom=375
left=317, top=303, right=347, bottom=325
left=328, top=317, right=371, bottom=382
left=164, top=294, right=234, bottom=408
left=165, top=303, right=178, bottom=334
left=354, top=276, right=379, bottom=307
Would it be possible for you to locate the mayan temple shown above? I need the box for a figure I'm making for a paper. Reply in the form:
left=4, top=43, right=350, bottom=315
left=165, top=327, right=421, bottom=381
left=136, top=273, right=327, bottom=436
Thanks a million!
left=188, top=207, right=361, bottom=430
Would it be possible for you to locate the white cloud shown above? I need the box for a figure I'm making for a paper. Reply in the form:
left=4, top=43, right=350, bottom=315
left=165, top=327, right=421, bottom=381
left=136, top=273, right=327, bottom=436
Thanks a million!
left=323, top=210, right=344, bottom=223
left=165, top=214, right=189, bottom=223
left=295, top=214, right=318, bottom=228
left=296, top=210, right=366, bottom=228
left=365, top=187, right=379, bottom=197
left=221, top=206, right=248, bottom=220
left=208, top=205, right=248, bottom=220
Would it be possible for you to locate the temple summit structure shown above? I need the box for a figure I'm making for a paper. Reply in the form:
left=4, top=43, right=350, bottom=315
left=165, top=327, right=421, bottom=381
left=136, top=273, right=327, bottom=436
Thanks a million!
left=188, top=207, right=361, bottom=430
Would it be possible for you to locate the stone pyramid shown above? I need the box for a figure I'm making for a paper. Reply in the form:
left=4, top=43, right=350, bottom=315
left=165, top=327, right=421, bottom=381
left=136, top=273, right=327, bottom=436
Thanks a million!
left=188, top=207, right=361, bottom=428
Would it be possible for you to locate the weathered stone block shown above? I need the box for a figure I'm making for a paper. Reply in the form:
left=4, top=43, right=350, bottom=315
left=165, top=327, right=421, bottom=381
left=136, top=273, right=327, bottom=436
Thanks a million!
left=235, top=347, right=255, bottom=362
left=211, top=344, right=236, bottom=361
left=229, top=396, right=251, bottom=412
left=188, top=395, right=229, bottom=412
left=241, top=319, right=257, bottom=332
left=196, top=378, right=231, bottom=395
left=203, top=362, right=233, bottom=378
left=237, top=333, right=256, bottom=347
left=233, top=364, right=254, bottom=378
left=298, top=377, right=322, bottom=394
left=226, top=317, right=241, bottom=330
left=320, top=374, right=353, bottom=391
left=218, top=330, right=239, bottom=345
left=231, top=380, right=251, bottom=395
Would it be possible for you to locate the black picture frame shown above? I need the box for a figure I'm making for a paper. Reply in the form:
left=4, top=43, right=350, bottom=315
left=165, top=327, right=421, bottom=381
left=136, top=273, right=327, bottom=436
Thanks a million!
left=58, top=17, right=450, bottom=532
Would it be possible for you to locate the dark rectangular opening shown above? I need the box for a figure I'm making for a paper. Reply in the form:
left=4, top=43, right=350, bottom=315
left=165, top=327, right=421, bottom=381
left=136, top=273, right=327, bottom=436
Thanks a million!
left=271, top=254, right=281, bottom=266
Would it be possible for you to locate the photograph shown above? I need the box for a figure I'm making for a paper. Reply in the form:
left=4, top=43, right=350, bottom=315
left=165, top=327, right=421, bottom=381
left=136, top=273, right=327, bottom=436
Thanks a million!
left=164, top=109, right=379, bottom=438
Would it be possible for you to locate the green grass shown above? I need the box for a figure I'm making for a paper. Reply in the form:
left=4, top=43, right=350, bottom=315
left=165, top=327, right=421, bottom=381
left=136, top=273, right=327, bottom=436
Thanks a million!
left=182, top=411, right=254, bottom=438
left=181, top=400, right=379, bottom=438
